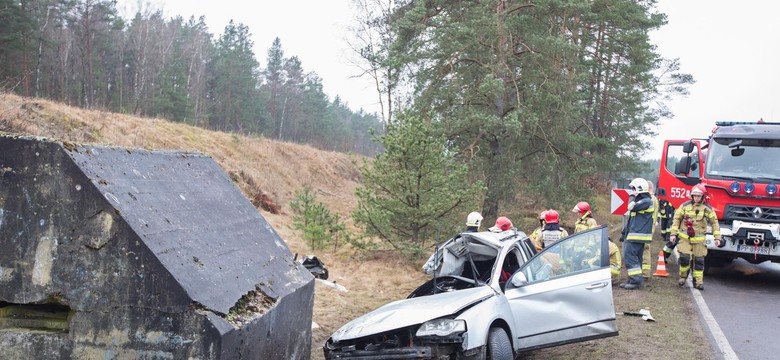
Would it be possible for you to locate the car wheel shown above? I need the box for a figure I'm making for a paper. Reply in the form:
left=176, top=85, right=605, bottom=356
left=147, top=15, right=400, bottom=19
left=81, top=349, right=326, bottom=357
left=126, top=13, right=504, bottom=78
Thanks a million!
left=487, top=327, right=512, bottom=360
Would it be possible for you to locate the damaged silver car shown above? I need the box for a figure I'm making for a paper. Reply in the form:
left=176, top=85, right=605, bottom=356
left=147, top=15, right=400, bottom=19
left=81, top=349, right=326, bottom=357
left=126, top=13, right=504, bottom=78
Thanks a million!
left=323, top=226, right=617, bottom=359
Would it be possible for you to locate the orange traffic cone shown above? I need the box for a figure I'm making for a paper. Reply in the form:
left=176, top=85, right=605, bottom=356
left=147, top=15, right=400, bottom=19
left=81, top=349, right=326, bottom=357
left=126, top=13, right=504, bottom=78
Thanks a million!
left=653, top=250, right=670, bottom=277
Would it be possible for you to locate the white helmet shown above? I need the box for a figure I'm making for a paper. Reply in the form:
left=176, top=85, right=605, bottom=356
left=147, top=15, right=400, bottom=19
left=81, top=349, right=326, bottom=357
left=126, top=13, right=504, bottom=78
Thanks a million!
left=629, top=178, right=649, bottom=194
left=466, top=212, right=483, bottom=228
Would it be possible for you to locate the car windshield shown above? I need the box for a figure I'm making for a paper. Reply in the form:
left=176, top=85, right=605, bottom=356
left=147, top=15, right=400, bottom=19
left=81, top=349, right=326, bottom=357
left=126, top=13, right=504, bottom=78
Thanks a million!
left=706, top=137, right=780, bottom=181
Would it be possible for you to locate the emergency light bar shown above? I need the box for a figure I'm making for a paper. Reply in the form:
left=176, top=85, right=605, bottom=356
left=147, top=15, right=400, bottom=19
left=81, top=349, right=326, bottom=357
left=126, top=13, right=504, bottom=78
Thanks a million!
left=715, top=121, right=780, bottom=126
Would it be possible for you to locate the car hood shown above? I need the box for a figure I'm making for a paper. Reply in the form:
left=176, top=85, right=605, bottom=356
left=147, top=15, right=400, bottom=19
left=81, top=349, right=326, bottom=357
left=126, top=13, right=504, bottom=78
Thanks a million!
left=331, top=286, right=495, bottom=342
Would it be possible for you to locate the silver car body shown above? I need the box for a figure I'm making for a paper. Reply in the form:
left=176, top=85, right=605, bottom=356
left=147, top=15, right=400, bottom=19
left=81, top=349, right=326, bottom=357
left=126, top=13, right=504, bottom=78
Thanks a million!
left=324, top=226, right=618, bottom=359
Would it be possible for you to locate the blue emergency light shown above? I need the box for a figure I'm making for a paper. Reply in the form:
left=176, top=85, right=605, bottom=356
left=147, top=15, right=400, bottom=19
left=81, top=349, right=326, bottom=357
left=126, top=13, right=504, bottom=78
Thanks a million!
left=768, top=184, right=778, bottom=195
left=729, top=181, right=741, bottom=193
left=715, top=120, right=780, bottom=126
left=744, top=182, right=755, bottom=194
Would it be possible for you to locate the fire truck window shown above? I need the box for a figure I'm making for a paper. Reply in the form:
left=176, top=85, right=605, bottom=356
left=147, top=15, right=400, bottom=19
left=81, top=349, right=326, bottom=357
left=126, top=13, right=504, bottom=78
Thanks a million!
left=665, top=145, right=684, bottom=174
left=666, top=144, right=700, bottom=178
left=689, top=149, right=700, bottom=179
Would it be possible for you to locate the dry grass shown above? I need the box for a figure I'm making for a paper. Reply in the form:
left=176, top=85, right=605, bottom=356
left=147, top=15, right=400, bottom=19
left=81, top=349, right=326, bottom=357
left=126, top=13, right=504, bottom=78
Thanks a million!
left=0, top=93, right=714, bottom=359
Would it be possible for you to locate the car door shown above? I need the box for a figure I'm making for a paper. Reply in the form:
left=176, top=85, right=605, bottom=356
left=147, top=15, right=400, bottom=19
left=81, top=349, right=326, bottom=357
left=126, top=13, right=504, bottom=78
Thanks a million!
left=503, top=225, right=617, bottom=352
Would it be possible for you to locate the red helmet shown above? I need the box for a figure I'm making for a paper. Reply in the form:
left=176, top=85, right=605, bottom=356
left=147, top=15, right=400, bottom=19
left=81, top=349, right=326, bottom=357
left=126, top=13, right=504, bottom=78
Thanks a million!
left=690, top=184, right=707, bottom=197
left=539, top=210, right=548, bottom=220
left=544, top=210, right=560, bottom=224
left=572, top=201, right=590, bottom=214
left=495, top=216, right=513, bottom=231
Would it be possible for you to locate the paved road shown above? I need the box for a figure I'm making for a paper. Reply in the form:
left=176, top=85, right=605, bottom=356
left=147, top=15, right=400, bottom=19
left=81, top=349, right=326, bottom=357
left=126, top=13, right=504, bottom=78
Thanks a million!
left=702, top=259, right=780, bottom=360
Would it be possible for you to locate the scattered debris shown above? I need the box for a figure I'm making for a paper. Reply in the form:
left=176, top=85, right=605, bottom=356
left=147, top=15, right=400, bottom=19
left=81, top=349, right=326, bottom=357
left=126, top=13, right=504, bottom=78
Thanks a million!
left=295, top=254, right=329, bottom=280
left=315, top=279, right=348, bottom=293
left=623, top=309, right=655, bottom=322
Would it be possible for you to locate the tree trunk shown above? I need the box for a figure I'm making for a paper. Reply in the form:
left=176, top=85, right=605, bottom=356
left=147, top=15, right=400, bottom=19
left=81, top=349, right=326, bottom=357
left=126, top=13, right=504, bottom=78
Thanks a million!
left=481, top=138, right=502, bottom=223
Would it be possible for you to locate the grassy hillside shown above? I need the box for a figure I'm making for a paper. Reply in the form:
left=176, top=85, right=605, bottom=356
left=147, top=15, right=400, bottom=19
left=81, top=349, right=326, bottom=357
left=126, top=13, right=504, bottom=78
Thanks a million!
left=1, top=93, right=714, bottom=359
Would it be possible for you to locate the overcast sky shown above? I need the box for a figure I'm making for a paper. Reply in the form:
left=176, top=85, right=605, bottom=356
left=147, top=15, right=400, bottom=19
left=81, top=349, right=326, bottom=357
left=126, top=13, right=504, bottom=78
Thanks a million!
left=117, top=1, right=780, bottom=160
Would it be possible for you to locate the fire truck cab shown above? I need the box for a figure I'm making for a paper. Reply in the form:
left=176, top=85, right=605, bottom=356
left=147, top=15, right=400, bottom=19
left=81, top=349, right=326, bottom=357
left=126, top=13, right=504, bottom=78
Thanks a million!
left=657, top=121, right=780, bottom=269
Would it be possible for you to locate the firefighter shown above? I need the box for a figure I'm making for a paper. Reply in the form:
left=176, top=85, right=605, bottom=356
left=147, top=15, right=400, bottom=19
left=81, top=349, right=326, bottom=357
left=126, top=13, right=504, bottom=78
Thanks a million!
left=539, top=210, right=568, bottom=274
left=570, top=202, right=621, bottom=282
left=490, top=216, right=514, bottom=232
left=571, top=201, right=598, bottom=233
left=619, top=178, right=654, bottom=290
left=529, top=211, right=547, bottom=251
left=658, top=199, right=676, bottom=241
left=669, top=184, right=721, bottom=290
left=465, top=212, right=483, bottom=232
left=642, top=181, right=661, bottom=280
left=659, top=199, right=677, bottom=261
left=541, top=210, right=568, bottom=249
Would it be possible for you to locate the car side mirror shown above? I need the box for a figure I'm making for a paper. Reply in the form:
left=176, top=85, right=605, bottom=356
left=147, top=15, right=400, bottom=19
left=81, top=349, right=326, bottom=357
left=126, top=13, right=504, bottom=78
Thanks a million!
left=655, top=187, right=666, bottom=196
left=508, top=272, right=528, bottom=288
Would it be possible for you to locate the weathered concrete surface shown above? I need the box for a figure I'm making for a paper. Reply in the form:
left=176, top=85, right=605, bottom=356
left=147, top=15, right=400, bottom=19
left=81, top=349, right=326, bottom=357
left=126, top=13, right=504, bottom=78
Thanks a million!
left=0, top=134, right=314, bottom=359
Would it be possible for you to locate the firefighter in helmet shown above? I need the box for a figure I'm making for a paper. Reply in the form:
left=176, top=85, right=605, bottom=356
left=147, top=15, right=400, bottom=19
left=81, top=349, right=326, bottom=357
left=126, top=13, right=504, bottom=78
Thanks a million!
left=619, top=178, right=654, bottom=290
left=465, top=212, right=483, bottom=232
left=572, top=201, right=598, bottom=233
left=529, top=211, right=547, bottom=251
left=490, top=216, right=514, bottom=232
left=571, top=201, right=621, bottom=282
left=541, top=210, right=568, bottom=249
left=669, top=184, right=721, bottom=290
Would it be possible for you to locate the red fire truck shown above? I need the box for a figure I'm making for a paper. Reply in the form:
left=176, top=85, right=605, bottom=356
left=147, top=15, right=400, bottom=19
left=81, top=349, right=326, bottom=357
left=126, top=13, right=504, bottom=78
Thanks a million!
left=657, top=121, right=780, bottom=269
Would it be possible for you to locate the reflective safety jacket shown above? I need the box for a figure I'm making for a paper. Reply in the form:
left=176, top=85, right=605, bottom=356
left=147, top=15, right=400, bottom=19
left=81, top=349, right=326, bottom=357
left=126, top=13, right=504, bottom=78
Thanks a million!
left=529, top=227, right=543, bottom=251
left=623, top=193, right=655, bottom=243
left=658, top=200, right=675, bottom=220
left=670, top=201, right=721, bottom=243
left=541, top=224, right=569, bottom=249
left=658, top=199, right=676, bottom=235
left=609, top=241, right=621, bottom=276
left=650, top=194, right=659, bottom=237
left=574, top=213, right=598, bottom=233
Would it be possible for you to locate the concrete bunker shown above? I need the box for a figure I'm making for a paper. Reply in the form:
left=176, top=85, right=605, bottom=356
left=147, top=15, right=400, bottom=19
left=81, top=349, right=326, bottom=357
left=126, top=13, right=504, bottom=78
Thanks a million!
left=0, top=134, right=314, bottom=359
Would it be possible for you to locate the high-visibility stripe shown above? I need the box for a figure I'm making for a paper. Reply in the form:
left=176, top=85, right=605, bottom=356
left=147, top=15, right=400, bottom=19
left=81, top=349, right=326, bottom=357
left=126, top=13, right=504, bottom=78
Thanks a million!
left=634, top=208, right=655, bottom=215
left=627, top=233, right=652, bottom=241
left=628, top=268, right=643, bottom=276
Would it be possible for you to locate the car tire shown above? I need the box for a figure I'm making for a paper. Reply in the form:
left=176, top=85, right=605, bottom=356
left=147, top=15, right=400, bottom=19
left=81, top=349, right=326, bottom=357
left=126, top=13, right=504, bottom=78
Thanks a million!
left=487, top=327, right=512, bottom=360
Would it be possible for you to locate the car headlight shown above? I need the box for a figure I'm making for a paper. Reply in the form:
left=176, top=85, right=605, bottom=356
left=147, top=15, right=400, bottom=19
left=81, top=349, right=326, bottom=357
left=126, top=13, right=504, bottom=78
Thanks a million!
left=416, top=318, right=466, bottom=337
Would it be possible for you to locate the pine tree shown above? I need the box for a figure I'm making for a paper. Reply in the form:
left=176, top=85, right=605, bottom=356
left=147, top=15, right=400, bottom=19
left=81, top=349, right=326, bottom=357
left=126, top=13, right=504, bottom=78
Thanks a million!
left=209, top=20, right=261, bottom=133
left=353, top=111, right=482, bottom=249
